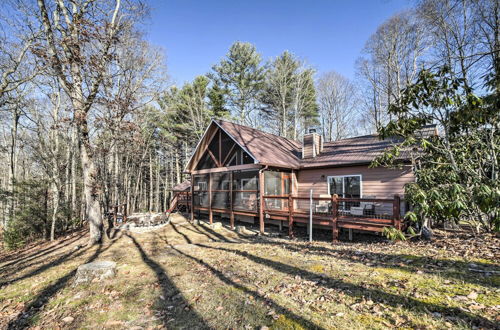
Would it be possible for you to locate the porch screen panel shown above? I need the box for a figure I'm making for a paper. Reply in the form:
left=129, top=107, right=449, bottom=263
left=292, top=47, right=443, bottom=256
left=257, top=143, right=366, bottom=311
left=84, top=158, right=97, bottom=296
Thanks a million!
left=211, top=172, right=230, bottom=209
left=232, top=170, right=258, bottom=212
left=193, top=174, right=209, bottom=207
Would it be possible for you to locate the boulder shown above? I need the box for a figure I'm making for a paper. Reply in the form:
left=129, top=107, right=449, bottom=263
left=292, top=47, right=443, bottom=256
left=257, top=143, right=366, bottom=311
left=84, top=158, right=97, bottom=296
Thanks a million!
left=208, top=222, right=222, bottom=230
left=74, top=260, right=117, bottom=285
left=422, top=226, right=433, bottom=241
left=235, top=225, right=247, bottom=234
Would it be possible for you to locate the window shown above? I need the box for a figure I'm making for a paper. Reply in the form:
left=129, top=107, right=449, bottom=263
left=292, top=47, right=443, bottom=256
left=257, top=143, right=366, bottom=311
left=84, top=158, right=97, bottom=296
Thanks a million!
left=327, top=175, right=362, bottom=198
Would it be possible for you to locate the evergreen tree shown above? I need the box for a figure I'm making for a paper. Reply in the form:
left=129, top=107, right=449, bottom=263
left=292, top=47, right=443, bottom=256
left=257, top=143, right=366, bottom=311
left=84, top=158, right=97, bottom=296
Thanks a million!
left=210, top=42, right=266, bottom=125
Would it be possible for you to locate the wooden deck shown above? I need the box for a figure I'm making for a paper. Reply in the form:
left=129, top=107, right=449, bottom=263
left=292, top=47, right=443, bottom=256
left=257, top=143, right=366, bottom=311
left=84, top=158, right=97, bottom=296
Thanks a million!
left=171, top=191, right=403, bottom=242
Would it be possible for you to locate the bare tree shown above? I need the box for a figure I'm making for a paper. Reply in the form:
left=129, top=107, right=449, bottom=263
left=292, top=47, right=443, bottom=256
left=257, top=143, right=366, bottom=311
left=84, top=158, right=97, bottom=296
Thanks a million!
left=357, top=10, right=429, bottom=131
left=34, top=0, right=145, bottom=245
left=317, top=71, right=358, bottom=141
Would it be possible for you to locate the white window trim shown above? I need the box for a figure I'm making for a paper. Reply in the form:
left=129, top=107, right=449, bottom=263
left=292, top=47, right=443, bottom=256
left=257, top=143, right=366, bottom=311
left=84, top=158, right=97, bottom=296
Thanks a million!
left=327, top=174, right=363, bottom=197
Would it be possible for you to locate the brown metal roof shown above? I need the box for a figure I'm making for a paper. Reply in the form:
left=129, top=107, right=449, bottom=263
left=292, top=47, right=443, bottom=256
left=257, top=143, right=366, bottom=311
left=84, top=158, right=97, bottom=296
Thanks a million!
left=191, top=120, right=437, bottom=170
left=300, top=134, right=406, bottom=168
left=172, top=180, right=191, bottom=192
left=216, top=120, right=302, bottom=168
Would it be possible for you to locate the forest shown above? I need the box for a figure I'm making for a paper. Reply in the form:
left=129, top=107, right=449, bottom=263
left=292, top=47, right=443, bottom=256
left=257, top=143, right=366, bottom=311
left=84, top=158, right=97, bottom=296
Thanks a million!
left=0, top=0, right=498, bottom=248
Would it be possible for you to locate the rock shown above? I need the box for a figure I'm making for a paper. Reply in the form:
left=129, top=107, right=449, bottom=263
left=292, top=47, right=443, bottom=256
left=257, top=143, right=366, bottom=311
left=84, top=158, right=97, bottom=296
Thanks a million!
left=236, top=225, right=247, bottom=234
left=422, top=226, right=433, bottom=240
left=62, top=316, right=74, bottom=323
left=467, top=291, right=478, bottom=300
left=74, top=261, right=117, bottom=285
left=209, top=222, right=222, bottom=230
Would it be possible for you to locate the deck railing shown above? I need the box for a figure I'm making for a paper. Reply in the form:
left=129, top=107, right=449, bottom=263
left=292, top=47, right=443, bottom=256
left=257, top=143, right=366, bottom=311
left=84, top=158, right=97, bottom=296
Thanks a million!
left=263, top=194, right=402, bottom=240
left=178, top=191, right=403, bottom=241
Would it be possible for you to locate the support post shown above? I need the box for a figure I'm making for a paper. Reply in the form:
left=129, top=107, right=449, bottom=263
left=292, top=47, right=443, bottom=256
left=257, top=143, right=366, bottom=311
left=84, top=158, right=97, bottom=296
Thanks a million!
left=288, top=195, right=294, bottom=238
left=259, top=170, right=265, bottom=234
left=230, top=171, right=234, bottom=230
left=309, top=189, right=313, bottom=242
left=332, top=194, right=338, bottom=242
left=393, top=194, right=401, bottom=230
left=190, top=175, right=194, bottom=222
left=208, top=173, right=213, bottom=224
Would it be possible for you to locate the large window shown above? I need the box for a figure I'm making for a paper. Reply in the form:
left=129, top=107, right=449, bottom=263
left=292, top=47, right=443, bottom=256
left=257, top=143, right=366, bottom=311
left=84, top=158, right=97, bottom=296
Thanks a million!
left=327, top=175, right=362, bottom=198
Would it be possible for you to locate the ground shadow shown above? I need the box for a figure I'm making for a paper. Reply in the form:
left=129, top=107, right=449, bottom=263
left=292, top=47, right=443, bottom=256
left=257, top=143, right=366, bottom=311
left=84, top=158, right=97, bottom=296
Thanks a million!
left=7, top=234, right=122, bottom=329
left=125, top=233, right=209, bottom=329
left=166, top=242, right=323, bottom=329
left=1, top=242, right=89, bottom=288
left=197, top=243, right=496, bottom=328
left=0, top=232, right=86, bottom=275
left=257, top=240, right=500, bottom=288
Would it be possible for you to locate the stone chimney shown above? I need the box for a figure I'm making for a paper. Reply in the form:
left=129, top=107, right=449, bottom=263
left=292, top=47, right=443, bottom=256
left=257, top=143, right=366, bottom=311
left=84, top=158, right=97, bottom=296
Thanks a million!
left=302, top=128, right=323, bottom=159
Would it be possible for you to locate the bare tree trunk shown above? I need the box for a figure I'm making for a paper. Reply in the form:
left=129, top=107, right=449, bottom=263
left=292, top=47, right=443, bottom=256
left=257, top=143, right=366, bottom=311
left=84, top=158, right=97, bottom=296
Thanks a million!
left=70, top=126, right=78, bottom=223
left=149, top=152, right=153, bottom=211
left=155, top=153, right=160, bottom=212
left=7, top=109, right=20, bottom=229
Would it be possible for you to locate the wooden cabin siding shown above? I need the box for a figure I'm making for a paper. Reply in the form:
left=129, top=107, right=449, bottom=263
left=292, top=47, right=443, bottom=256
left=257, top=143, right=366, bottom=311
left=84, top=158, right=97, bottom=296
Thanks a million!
left=296, top=165, right=414, bottom=198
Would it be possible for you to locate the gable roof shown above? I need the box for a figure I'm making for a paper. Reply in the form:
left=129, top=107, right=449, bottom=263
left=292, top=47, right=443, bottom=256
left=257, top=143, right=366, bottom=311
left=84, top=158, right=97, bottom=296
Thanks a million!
left=216, top=120, right=302, bottom=168
left=186, top=119, right=437, bottom=171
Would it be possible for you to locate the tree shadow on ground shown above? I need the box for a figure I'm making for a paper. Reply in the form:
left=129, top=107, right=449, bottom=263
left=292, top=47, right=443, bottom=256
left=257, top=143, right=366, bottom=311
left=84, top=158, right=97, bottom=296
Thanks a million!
left=196, top=243, right=496, bottom=328
left=169, top=222, right=193, bottom=244
left=0, top=232, right=86, bottom=275
left=165, top=241, right=323, bottom=329
left=125, top=233, right=209, bottom=329
left=7, top=233, right=123, bottom=329
left=258, top=240, right=500, bottom=288
left=1, top=242, right=90, bottom=288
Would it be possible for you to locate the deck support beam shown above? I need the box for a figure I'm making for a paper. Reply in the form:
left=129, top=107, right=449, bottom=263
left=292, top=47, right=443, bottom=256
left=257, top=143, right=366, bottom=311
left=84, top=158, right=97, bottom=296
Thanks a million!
left=230, top=171, right=234, bottom=230
left=259, top=169, right=265, bottom=234
left=190, top=175, right=194, bottom=222
left=288, top=195, right=294, bottom=238
left=208, top=173, right=213, bottom=224
left=332, top=194, right=338, bottom=242
left=393, top=194, right=401, bottom=230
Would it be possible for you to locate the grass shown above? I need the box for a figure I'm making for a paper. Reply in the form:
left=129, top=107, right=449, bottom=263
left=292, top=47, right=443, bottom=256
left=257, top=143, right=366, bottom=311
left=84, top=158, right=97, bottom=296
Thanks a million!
left=1, top=213, right=499, bottom=329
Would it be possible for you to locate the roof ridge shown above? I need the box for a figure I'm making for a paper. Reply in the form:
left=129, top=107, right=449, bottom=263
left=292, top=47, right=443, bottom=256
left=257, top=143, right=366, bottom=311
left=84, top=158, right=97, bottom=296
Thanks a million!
left=215, top=119, right=300, bottom=145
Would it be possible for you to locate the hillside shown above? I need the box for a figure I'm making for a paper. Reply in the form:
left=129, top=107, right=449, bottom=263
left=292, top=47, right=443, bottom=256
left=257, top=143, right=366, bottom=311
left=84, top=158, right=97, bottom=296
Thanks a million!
left=1, top=215, right=499, bottom=329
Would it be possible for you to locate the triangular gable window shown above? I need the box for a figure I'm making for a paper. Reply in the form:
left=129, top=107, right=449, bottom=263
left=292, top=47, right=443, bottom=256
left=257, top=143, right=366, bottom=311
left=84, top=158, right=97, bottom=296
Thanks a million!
left=194, top=128, right=254, bottom=170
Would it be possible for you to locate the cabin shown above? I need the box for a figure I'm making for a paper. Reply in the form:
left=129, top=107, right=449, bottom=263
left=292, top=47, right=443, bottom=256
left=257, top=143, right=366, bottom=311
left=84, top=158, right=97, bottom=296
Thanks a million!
left=172, top=119, right=436, bottom=241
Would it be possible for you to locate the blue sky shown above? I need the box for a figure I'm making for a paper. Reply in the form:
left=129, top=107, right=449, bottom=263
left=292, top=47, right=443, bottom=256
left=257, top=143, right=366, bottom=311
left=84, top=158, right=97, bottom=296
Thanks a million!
left=145, top=0, right=412, bottom=86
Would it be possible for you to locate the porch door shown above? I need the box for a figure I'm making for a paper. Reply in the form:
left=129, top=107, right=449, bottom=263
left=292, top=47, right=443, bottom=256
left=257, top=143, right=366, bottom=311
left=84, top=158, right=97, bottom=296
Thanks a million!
left=264, top=172, right=290, bottom=210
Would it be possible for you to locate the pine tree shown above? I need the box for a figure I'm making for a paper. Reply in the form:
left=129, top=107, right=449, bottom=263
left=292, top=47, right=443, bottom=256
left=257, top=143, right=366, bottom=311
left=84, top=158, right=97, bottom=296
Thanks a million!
left=210, top=42, right=266, bottom=125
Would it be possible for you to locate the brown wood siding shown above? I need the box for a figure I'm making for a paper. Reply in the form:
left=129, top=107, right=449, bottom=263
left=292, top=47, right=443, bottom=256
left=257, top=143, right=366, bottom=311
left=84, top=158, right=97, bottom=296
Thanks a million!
left=296, top=165, right=414, bottom=199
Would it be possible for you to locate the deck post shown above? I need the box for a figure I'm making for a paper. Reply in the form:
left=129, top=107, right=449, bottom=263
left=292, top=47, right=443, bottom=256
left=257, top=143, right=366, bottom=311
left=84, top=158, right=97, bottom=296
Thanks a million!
left=208, top=173, right=213, bottom=224
left=393, top=194, right=401, bottom=230
left=190, top=175, right=194, bottom=222
left=259, top=170, right=265, bottom=234
left=332, top=194, right=339, bottom=242
left=288, top=195, right=294, bottom=238
left=230, top=171, right=234, bottom=230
